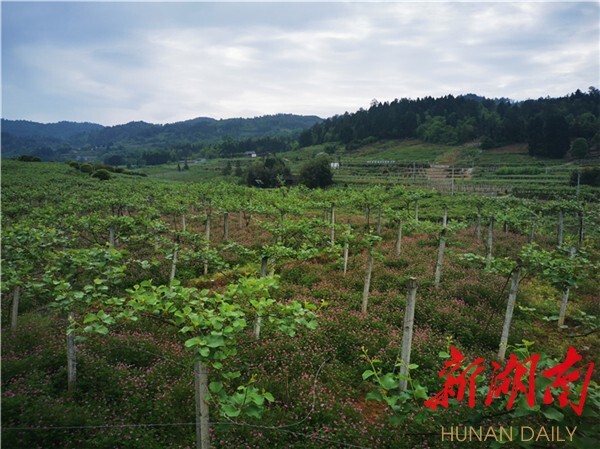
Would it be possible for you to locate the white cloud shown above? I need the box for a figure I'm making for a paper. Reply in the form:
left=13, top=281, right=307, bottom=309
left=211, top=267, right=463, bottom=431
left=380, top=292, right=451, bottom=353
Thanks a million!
left=2, top=2, right=598, bottom=124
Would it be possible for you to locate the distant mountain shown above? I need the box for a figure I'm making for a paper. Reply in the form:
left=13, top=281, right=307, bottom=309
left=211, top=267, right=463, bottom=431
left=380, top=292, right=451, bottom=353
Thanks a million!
left=1, top=120, right=104, bottom=140
left=1, top=114, right=322, bottom=161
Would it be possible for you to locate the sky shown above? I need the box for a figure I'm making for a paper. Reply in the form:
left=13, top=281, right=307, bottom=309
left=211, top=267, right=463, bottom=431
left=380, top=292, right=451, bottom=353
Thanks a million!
left=1, top=1, right=599, bottom=126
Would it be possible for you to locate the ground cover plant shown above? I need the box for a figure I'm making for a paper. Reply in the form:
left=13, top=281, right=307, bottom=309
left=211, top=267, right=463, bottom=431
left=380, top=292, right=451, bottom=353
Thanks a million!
left=2, top=160, right=599, bottom=449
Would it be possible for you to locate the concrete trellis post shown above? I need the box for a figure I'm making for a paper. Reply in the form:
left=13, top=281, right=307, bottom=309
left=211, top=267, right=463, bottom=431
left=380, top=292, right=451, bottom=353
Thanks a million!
left=557, top=210, right=564, bottom=247
left=223, top=212, right=229, bottom=241
left=558, top=248, right=577, bottom=327
left=253, top=256, right=269, bottom=338
left=194, top=361, right=210, bottom=449
left=434, top=207, right=448, bottom=287
left=109, top=226, right=116, bottom=247
left=486, top=216, right=494, bottom=270
left=498, top=265, right=522, bottom=361
left=529, top=217, right=535, bottom=243
left=170, top=240, right=179, bottom=283
left=11, top=286, right=21, bottom=332
left=434, top=229, right=447, bottom=288
left=361, top=248, right=374, bottom=314
left=204, top=209, right=211, bottom=275
left=399, top=278, right=418, bottom=391
left=67, top=312, right=77, bottom=391
left=330, top=203, right=336, bottom=247
left=395, top=220, right=403, bottom=257
left=343, top=241, right=349, bottom=275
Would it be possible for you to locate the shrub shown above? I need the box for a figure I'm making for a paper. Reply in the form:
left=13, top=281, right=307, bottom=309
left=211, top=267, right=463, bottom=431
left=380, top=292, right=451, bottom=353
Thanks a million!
left=245, top=156, right=291, bottom=188
left=571, top=137, right=589, bottom=159
left=14, top=155, right=42, bottom=162
left=91, top=169, right=111, bottom=180
left=79, top=163, right=93, bottom=173
left=298, top=156, right=333, bottom=188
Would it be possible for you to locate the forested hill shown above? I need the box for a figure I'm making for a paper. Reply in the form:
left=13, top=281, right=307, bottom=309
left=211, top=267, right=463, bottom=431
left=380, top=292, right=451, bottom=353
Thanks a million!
left=1, top=114, right=322, bottom=161
left=299, top=88, right=600, bottom=158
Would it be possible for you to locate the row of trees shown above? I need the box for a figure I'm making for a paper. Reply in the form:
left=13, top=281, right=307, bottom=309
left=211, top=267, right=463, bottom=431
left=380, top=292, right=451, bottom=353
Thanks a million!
left=216, top=136, right=294, bottom=157
left=298, top=88, right=600, bottom=158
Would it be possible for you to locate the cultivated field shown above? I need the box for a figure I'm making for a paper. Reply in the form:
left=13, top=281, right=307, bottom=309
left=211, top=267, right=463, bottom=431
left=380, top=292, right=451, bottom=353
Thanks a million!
left=2, top=159, right=599, bottom=449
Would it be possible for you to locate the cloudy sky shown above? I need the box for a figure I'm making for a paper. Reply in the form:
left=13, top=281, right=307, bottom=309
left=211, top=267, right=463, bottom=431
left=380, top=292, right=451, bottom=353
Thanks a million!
left=2, top=1, right=598, bottom=126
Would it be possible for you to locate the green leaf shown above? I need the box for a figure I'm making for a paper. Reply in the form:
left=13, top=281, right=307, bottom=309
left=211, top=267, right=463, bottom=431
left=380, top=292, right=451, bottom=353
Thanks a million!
left=413, top=385, right=428, bottom=400
left=209, top=382, right=223, bottom=394
left=245, top=406, right=262, bottom=419
left=365, top=391, right=384, bottom=402
left=362, top=370, right=376, bottom=380
left=222, top=404, right=241, bottom=417
left=95, top=325, right=109, bottom=335
left=542, top=407, right=564, bottom=421
left=205, top=334, right=226, bottom=348
left=379, top=373, right=399, bottom=390
left=83, top=313, right=97, bottom=324
left=185, top=337, right=202, bottom=348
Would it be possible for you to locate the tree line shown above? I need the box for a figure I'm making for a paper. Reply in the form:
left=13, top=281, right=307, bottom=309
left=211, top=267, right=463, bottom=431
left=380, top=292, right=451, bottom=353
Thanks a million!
left=298, top=88, right=600, bottom=158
